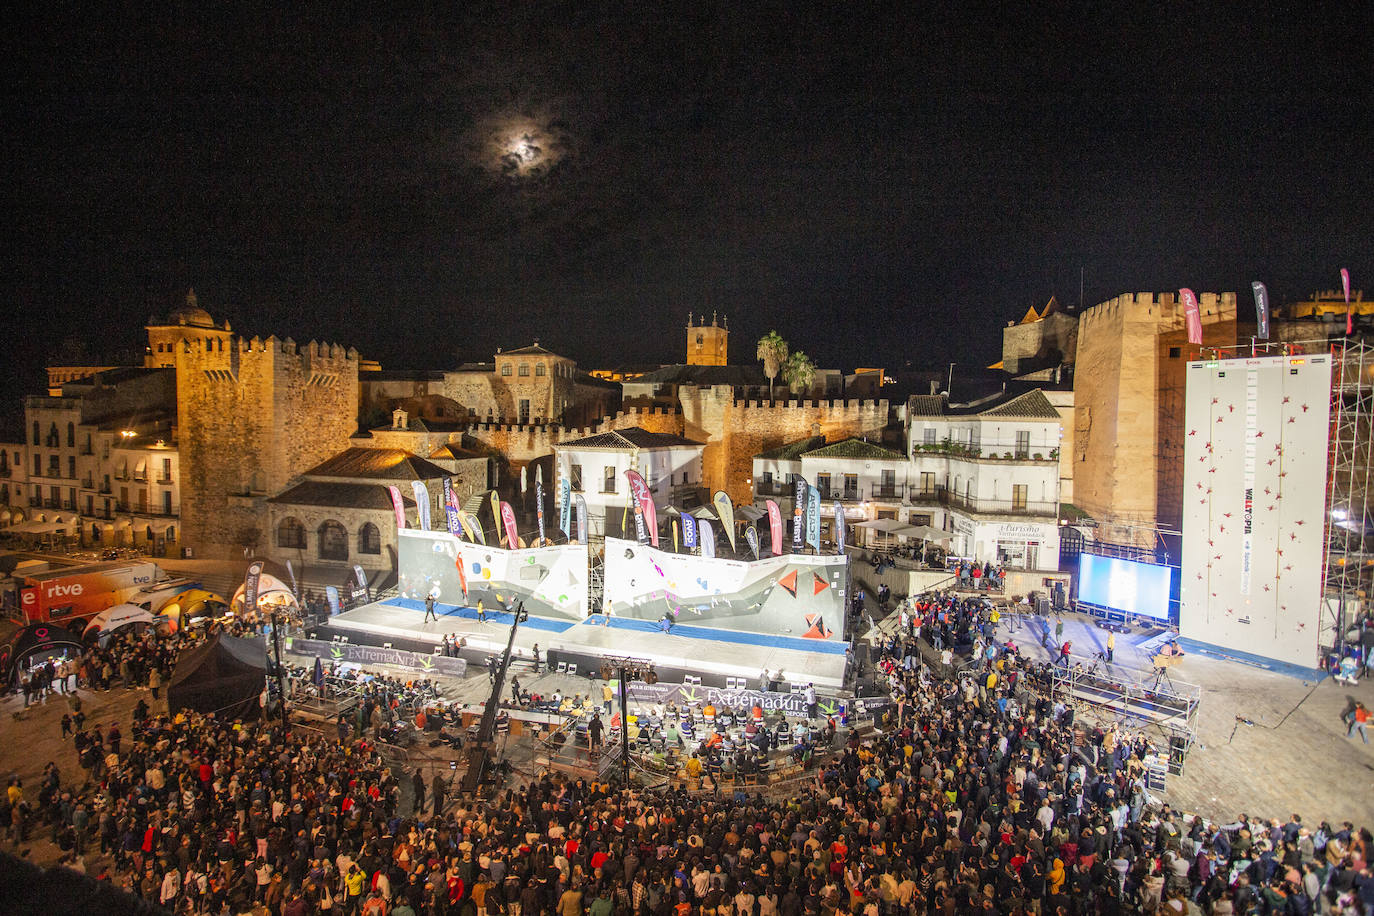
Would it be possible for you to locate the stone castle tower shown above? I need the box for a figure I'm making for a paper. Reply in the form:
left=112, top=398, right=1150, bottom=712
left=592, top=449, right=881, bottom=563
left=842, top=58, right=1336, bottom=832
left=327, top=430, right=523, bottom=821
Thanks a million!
left=1073, top=291, right=1241, bottom=541
left=686, top=313, right=728, bottom=366
left=169, top=307, right=361, bottom=557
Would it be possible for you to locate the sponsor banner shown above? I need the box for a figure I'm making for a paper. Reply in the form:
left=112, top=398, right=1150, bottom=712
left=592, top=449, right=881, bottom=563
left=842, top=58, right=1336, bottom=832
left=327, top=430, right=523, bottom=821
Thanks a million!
left=620, top=682, right=881, bottom=718
left=624, top=469, right=658, bottom=547
left=744, top=525, right=760, bottom=560
left=834, top=502, right=846, bottom=552
left=242, top=561, right=264, bottom=613
left=500, top=501, right=520, bottom=549
left=489, top=491, right=501, bottom=539
left=324, top=586, right=341, bottom=616
left=388, top=486, right=407, bottom=530
left=1180, top=287, right=1202, bottom=346
left=291, top=637, right=467, bottom=678
left=713, top=490, right=736, bottom=552
left=576, top=495, right=588, bottom=544
left=411, top=480, right=431, bottom=531
left=698, top=518, right=715, bottom=559
left=682, top=510, right=697, bottom=551
left=792, top=476, right=808, bottom=551
left=806, top=486, right=821, bottom=551
left=559, top=476, right=572, bottom=537
left=353, top=565, right=370, bottom=602
left=443, top=479, right=463, bottom=538
left=766, top=500, right=783, bottom=557
left=535, top=470, right=546, bottom=545
left=1252, top=281, right=1270, bottom=340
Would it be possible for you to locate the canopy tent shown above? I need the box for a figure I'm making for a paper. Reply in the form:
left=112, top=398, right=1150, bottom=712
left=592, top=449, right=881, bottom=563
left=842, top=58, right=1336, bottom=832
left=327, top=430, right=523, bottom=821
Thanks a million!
left=155, top=588, right=228, bottom=629
left=230, top=573, right=299, bottom=615
left=905, top=524, right=954, bottom=543
left=167, top=634, right=267, bottom=719
left=0, top=622, right=85, bottom=685
left=735, top=505, right=767, bottom=523
left=854, top=518, right=918, bottom=534
left=82, top=604, right=156, bottom=641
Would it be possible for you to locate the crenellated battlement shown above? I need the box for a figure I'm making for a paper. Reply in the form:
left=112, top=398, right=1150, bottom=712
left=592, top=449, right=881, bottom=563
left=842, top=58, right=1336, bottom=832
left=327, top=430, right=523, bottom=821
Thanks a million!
left=1080, top=291, right=1238, bottom=327
left=731, top=397, right=888, bottom=412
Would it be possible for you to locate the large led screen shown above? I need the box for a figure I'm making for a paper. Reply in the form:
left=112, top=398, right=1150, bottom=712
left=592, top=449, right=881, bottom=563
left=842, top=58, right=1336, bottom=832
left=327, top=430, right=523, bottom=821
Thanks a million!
left=601, top=537, right=847, bottom=642
left=1077, top=554, right=1172, bottom=620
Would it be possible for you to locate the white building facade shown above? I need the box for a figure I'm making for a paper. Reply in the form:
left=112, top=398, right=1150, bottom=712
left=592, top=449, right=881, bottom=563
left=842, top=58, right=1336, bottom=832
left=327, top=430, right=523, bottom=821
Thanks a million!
left=553, top=428, right=705, bottom=540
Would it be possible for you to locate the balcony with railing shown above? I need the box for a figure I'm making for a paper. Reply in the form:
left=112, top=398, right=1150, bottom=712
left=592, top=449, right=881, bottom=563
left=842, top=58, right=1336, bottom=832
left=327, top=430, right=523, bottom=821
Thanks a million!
left=942, top=489, right=1057, bottom=517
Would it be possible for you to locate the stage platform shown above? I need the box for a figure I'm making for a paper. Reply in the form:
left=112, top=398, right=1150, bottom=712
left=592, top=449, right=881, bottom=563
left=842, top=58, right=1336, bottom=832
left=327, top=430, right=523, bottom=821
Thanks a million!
left=320, top=597, right=850, bottom=690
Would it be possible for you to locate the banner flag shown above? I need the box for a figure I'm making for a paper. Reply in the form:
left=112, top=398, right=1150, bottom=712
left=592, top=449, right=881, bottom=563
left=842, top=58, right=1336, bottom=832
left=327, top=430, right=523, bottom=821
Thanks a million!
left=499, top=501, right=519, bottom=549
left=673, top=519, right=680, bottom=553
left=834, top=501, right=846, bottom=553
left=442, top=478, right=463, bottom=538
left=353, top=564, right=370, bottom=601
left=454, top=551, right=469, bottom=599
left=712, top=490, right=736, bottom=553
left=559, top=475, right=572, bottom=537
left=1251, top=281, right=1270, bottom=340
left=1342, top=268, right=1353, bottom=335
left=682, top=509, right=698, bottom=551
left=520, top=465, right=527, bottom=496
left=242, top=560, right=264, bottom=614
left=575, top=494, right=589, bottom=544
left=766, top=499, right=783, bottom=557
left=698, top=518, right=715, bottom=558
left=324, top=586, right=341, bottom=616
left=623, top=469, right=658, bottom=546
left=388, top=485, right=407, bottom=531
left=792, top=476, right=808, bottom=552
left=744, top=525, right=760, bottom=560
left=461, top=510, right=485, bottom=545
left=1180, top=288, right=1202, bottom=346
left=806, top=485, right=821, bottom=551
left=535, top=469, right=546, bottom=546
left=411, top=480, right=431, bottom=531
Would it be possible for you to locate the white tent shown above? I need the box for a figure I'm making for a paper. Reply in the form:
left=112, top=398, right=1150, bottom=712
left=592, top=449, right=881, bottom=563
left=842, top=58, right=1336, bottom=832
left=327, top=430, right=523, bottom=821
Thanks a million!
left=854, top=518, right=918, bottom=535
left=230, top=573, right=299, bottom=614
left=83, top=604, right=157, bottom=640
left=905, top=524, right=953, bottom=543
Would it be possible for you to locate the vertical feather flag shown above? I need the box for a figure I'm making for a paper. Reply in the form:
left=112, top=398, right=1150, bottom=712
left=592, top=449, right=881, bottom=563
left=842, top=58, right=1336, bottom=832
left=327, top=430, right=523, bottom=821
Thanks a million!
left=712, top=490, right=736, bottom=553
left=1180, top=288, right=1202, bottom=346
left=834, top=501, right=846, bottom=553
left=766, top=499, right=783, bottom=558
left=791, top=476, right=808, bottom=552
left=1251, top=281, right=1270, bottom=340
left=624, top=469, right=658, bottom=547
left=499, top=501, right=519, bottom=549
left=488, top=490, right=501, bottom=537
left=744, top=525, right=760, bottom=560
left=242, top=560, right=264, bottom=614
left=388, top=485, right=407, bottom=530
left=535, top=465, right=546, bottom=545
left=806, top=485, right=821, bottom=551
left=411, top=480, right=432, bottom=530
left=1342, top=268, right=1352, bottom=335
left=559, top=475, right=571, bottom=537
left=575, top=494, right=588, bottom=544
left=682, top=508, right=698, bottom=551
left=443, top=478, right=463, bottom=538
left=698, top=518, right=715, bottom=558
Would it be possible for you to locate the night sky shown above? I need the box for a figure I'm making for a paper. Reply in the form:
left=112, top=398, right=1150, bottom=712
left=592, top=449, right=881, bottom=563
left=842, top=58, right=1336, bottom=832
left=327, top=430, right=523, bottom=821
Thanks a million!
left=4, top=4, right=1371, bottom=417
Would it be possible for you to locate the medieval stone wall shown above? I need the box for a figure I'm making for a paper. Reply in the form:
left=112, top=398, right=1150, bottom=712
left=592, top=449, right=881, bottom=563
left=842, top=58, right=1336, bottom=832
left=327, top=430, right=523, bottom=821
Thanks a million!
left=177, top=336, right=359, bottom=557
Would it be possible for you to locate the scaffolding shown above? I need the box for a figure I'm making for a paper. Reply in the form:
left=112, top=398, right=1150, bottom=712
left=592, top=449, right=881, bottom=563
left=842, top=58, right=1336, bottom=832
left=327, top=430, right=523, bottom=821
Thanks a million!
left=1048, top=658, right=1201, bottom=773
left=1321, top=338, right=1374, bottom=655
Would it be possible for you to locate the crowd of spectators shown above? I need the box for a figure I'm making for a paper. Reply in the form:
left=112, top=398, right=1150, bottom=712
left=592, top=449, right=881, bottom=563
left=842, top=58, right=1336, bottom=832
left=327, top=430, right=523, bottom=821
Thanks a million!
left=2, top=593, right=1373, bottom=916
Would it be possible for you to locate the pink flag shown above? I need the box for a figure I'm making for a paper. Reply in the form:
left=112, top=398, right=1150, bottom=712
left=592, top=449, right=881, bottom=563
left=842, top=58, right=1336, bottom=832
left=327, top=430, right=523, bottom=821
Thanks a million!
left=766, top=499, right=783, bottom=557
left=1342, top=268, right=1352, bottom=335
left=623, top=469, right=659, bottom=547
left=1179, top=288, right=1202, bottom=346
left=500, top=501, right=519, bottom=549
left=387, top=485, right=407, bottom=530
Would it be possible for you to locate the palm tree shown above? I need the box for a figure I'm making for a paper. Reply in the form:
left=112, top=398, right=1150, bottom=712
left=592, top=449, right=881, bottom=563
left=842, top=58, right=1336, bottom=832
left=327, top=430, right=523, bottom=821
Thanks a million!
left=783, top=351, right=816, bottom=395
left=756, top=331, right=789, bottom=399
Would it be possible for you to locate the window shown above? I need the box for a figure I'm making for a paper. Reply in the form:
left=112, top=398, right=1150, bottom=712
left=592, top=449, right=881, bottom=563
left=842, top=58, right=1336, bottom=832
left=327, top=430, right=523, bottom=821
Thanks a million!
left=277, top=517, right=306, bottom=549
left=67, top=456, right=76, bottom=479
left=1012, top=484, right=1028, bottom=511
left=923, top=428, right=936, bottom=446
left=842, top=474, right=858, bottom=498
left=919, top=471, right=935, bottom=496
left=535, top=363, right=546, bottom=376
left=162, top=491, right=172, bottom=515
left=1168, top=346, right=1181, bottom=358
left=501, top=363, right=513, bottom=376
left=602, top=466, right=617, bottom=494
left=518, top=363, right=530, bottom=377
left=878, top=469, right=896, bottom=497
left=816, top=473, right=831, bottom=498
left=33, top=454, right=41, bottom=475
left=66, top=422, right=75, bottom=447
left=32, top=421, right=39, bottom=446
left=317, top=520, right=348, bottom=560
left=359, top=522, right=381, bottom=555
left=162, top=458, right=172, bottom=482
left=1015, top=430, right=1030, bottom=459
left=570, top=464, right=583, bottom=492
left=758, top=471, right=773, bottom=494
left=519, top=399, right=530, bottom=423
